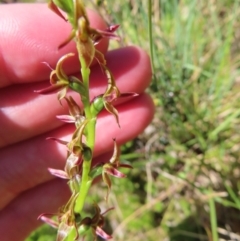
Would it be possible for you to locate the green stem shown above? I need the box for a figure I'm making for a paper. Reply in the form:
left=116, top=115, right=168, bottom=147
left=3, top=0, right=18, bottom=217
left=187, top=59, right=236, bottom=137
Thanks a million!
left=79, top=56, right=91, bottom=118
left=74, top=53, right=97, bottom=213
left=148, top=0, right=154, bottom=73
left=148, top=0, right=158, bottom=90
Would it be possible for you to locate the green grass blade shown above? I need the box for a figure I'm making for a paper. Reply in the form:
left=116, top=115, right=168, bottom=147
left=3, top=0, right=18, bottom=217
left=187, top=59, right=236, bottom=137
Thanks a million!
left=209, top=192, right=219, bottom=241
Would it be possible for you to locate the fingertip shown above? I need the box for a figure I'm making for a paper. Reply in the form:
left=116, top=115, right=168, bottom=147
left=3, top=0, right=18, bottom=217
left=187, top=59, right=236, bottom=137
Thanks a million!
left=0, top=179, right=70, bottom=241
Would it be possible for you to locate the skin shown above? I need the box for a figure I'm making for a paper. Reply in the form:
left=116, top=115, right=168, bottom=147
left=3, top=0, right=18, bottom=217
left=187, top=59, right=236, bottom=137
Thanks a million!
left=0, top=4, right=154, bottom=241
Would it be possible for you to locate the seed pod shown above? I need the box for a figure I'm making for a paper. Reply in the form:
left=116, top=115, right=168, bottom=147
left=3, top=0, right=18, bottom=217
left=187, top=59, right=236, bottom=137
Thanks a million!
left=69, top=76, right=87, bottom=97
left=82, top=146, right=92, bottom=162
left=90, top=95, right=104, bottom=116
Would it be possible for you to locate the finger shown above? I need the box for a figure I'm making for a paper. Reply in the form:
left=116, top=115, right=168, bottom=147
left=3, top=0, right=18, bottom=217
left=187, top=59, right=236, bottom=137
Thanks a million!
left=0, top=151, right=113, bottom=241
left=0, top=3, right=108, bottom=87
left=0, top=93, right=154, bottom=210
left=0, top=179, right=70, bottom=241
left=0, top=46, right=152, bottom=147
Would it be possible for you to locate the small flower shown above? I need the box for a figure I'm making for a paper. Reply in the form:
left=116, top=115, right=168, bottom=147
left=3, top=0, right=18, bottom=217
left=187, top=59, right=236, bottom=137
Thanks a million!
left=49, top=0, right=119, bottom=68
left=90, top=66, right=138, bottom=126
left=79, top=203, right=113, bottom=241
left=56, top=96, right=85, bottom=127
left=35, top=53, right=74, bottom=102
left=103, top=67, right=138, bottom=126
left=91, top=24, right=120, bottom=45
left=39, top=193, right=80, bottom=241
left=102, top=139, right=132, bottom=201
left=91, top=91, right=138, bottom=127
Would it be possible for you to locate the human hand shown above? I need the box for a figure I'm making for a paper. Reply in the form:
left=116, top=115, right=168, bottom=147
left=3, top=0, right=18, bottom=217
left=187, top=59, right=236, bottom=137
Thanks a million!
left=0, top=3, right=154, bottom=241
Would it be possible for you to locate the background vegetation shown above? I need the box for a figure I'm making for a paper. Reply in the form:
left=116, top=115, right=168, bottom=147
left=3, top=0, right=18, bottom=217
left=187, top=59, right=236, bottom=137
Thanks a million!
left=2, top=0, right=240, bottom=240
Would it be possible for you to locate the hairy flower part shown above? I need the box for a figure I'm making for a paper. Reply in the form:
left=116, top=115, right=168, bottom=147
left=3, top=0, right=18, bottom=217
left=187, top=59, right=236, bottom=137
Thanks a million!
left=79, top=203, right=113, bottom=241
left=102, top=139, right=132, bottom=201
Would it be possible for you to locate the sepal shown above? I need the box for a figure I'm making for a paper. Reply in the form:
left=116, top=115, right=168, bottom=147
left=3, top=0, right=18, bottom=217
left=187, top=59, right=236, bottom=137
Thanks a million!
left=102, top=139, right=133, bottom=201
left=48, top=168, right=69, bottom=179
left=51, top=0, right=73, bottom=17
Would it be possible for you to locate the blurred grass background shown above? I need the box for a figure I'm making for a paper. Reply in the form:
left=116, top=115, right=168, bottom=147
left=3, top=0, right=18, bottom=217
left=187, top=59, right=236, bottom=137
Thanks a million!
left=2, top=0, right=240, bottom=240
